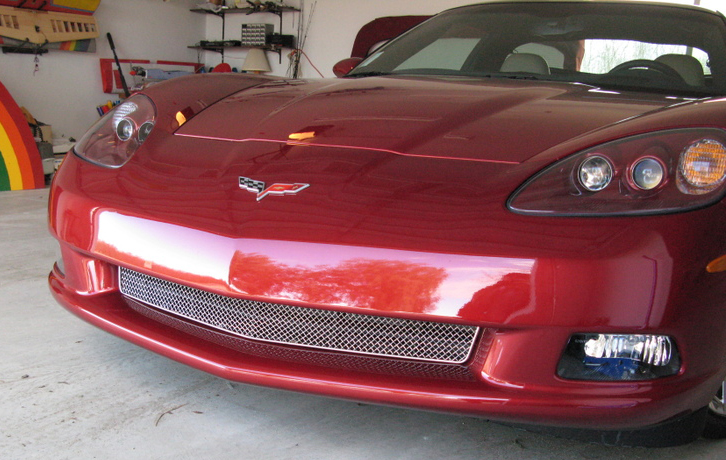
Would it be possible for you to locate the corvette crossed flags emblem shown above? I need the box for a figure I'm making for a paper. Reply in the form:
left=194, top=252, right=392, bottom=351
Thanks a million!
left=239, top=176, right=310, bottom=201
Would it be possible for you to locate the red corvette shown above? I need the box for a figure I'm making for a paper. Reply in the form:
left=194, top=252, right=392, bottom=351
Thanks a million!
left=49, top=1, right=726, bottom=446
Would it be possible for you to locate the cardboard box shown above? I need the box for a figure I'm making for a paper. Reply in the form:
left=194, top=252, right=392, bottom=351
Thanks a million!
left=39, top=124, right=52, bottom=142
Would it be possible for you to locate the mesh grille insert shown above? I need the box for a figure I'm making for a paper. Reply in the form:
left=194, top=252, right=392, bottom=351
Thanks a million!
left=119, top=267, right=479, bottom=364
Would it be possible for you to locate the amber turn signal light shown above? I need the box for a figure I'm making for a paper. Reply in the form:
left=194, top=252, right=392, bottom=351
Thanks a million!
left=707, top=255, right=726, bottom=273
left=678, top=139, right=726, bottom=194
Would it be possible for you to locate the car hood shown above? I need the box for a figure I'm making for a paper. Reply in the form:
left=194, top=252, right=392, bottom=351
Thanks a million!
left=176, top=75, right=680, bottom=163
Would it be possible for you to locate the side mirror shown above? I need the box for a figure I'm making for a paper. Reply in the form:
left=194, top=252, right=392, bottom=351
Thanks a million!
left=333, top=57, right=364, bottom=78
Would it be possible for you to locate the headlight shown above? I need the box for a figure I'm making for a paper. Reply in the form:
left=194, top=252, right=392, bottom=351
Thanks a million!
left=508, top=128, right=726, bottom=216
left=74, top=94, right=156, bottom=168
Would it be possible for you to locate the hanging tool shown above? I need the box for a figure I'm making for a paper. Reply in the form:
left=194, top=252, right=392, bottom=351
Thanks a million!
left=106, top=32, right=130, bottom=98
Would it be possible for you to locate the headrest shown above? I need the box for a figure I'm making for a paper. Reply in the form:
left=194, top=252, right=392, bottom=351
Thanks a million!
left=500, top=53, right=550, bottom=75
left=655, top=54, right=705, bottom=86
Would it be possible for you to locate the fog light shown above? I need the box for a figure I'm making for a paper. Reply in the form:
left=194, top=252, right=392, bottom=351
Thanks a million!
left=578, top=156, right=613, bottom=192
left=557, top=333, right=680, bottom=381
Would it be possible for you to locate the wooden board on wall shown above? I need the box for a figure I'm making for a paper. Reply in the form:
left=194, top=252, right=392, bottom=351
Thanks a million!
left=0, top=4, right=99, bottom=44
left=0, top=1, right=100, bottom=15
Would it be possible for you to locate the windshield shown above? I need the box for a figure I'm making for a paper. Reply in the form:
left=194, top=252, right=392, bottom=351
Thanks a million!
left=348, top=2, right=726, bottom=96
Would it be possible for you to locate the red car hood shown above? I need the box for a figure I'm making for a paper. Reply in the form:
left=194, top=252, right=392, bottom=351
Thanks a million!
left=176, top=76, right=678, bottom=163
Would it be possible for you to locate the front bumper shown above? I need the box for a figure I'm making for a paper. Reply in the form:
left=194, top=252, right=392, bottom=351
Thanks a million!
left=48, top=151, right=726, bottom=438
left=48, top=242, right=722, bottom=433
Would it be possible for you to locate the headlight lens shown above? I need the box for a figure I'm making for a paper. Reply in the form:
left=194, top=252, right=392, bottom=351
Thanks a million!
left=138, top=121, right=155, bottom=143
left=632, top=157, right=665, bottom=190
left=578, top=156, right=613, bottom=191
left=74, top=94, right=156, bottom=168
left=508, top=128, right=726, bottom=216
left=115, top=118, right=135, bottom=142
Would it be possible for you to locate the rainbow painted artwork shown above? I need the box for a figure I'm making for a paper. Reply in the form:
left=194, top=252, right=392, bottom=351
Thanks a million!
left=0, top=80, right=44, bottom=191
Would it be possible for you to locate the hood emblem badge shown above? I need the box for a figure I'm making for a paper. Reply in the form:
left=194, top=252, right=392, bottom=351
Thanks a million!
left=239, top=176, right=310, bottom=201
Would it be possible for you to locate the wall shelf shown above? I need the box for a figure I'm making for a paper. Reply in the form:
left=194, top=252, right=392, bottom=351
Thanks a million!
left=188, top=44, right=283, bottom=62
left=190, top=6, right=298, bottom=63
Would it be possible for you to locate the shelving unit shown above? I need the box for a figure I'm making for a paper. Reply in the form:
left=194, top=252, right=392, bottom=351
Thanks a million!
left=189, top=6, right=299, bottom=63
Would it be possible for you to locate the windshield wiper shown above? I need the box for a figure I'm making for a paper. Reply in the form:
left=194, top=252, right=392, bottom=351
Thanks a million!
left=347, top=70, right=547, bottom=81
left=496, top=73, right=544, bottom=81
left=346, top=71, right=392, bottom=78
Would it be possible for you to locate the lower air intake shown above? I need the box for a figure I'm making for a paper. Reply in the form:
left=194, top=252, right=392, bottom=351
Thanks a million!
left=119, top=267, right=479, bottom=364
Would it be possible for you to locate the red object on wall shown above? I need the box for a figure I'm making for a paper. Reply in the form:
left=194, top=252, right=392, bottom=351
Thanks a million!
left=99, top=59, right=150, bottom=94
left=100, top=59, right=203, bottom=94
left=350, top=16, right=431, bottom=58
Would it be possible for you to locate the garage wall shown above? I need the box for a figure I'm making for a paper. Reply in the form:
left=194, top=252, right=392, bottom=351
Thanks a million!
left=201, top=0, right=477, bottom=78
left=0, top=0, right=473, bottom=139
left=0, top=0, right=203, bottom=140
left=0, top=0, right=718, bottom=140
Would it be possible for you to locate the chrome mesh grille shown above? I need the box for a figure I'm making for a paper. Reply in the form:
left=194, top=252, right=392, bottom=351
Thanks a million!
left=119, top=267, right=478, bottom=364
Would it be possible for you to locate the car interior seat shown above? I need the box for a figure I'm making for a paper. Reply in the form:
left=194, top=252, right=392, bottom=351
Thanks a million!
left=500, top=53, right=551, bottom=75
left=655, top=54, right=705, bottom=86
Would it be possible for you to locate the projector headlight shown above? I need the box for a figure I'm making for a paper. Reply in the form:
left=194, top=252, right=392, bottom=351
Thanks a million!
left=74, top=94, right=156, bottom=168
left=632, top=157, right=665, bottom=190
left=578, top=155, right=613, bottom=192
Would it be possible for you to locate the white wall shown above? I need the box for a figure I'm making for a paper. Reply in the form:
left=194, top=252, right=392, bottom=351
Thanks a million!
left=0, top=0, right=474, bottom=138
left=0, top=0, right=718, bottom=138
left=201, top=0, right=478, bottom=78
left=0, top=0, right=203, bottom=139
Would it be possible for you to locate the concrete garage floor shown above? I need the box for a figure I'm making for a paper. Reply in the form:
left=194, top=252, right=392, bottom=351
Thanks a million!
left=2, top=188, right=726, bottom=460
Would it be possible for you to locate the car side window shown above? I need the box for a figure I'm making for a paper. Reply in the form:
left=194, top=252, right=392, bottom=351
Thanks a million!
left=580, top=39, right=710, bottom=76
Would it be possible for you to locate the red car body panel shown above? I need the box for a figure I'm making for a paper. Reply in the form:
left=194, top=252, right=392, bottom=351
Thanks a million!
left=48, top=75, right=726, bottom=431
left=174, top=77, right=673, bottom=164
left=47, top=2, right=726, bottom=442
